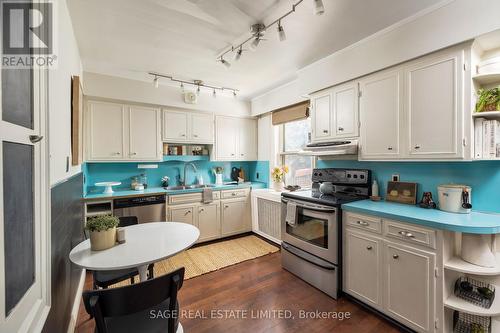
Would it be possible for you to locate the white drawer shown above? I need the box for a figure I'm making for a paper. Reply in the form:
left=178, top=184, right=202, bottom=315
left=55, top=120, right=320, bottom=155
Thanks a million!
left=345, top=212, right=382, bottom=234
left=168, top=193, right=202, bottom=205
left=384, top=220, right=436, bottom=249
left=221, top=188, right=249, bottom=199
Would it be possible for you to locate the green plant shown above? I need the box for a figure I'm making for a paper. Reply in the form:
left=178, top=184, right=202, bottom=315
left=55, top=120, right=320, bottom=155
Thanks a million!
left=213, top=166, right=224, bottom=174
left=86, top=215, right=119, bottom=232
left=476, top=86, right=500, bottom=112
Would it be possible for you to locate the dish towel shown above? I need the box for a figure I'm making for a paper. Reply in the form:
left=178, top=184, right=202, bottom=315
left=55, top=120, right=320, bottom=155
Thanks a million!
left=202, top=188, right=213, bottom=204
left=285, top=202, right=297, bottom=227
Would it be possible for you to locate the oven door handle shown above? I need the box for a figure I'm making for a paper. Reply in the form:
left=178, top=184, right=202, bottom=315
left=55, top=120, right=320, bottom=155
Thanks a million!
left=282, top=198, right=336, bottom=213
left=282, top=243, right=336, bottom=270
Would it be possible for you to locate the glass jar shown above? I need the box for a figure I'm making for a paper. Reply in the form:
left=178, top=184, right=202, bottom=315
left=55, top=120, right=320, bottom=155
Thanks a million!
left=140, top=173, right=148, bottom=189
left=131, top=176, right=140, bottom=190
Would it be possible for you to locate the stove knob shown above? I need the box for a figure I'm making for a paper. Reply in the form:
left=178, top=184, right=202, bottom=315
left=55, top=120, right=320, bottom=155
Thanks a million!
left=360, top=175, right=365, bottom=179
left=319, top=173, right=323, bottom=177
left=347, top=174, right=351, bottom=178
left=314, top=172, right=318, bottom=176
left=353, top=174, right=358, bottom=179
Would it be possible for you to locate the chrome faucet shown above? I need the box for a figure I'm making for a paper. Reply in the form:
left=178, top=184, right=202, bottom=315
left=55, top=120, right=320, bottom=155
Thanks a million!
left=181, top=163, right=198, bottom=186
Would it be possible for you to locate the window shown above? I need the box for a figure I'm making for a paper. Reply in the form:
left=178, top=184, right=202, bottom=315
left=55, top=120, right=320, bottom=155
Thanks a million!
left=280, top=118, right=314, bottom=188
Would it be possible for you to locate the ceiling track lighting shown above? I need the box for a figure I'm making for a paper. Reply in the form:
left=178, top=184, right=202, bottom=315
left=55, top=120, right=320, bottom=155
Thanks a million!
left=148, top=72, right=239, bottom=97
left=216, top=0, right=325, bottom=63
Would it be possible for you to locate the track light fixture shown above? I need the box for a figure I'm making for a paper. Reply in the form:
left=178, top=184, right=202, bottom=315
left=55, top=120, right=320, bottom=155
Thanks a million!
left=148, top=72, right=238, bottom=97
left=216, top=0, right=326, bottom=65
left=277, top=20, right=286, bottom=42
left=219, top=57, right=231, bottom=69
left=313, top=0, right=325, bottom=15
left=213, top=89, right=217, bottom=98
left=234, top=46, right=243, bottom=61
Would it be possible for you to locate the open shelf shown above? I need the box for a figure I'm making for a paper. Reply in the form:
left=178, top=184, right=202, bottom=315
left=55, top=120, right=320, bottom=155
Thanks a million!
left=472, top=111, right=500, bottom=119
left=162, top=155, right=209, bottom=162
left=445, top=256, right=500, bottom=276
left=473, top=73, right=500, bottom=85
left=445, top=292, right=500, bottom=316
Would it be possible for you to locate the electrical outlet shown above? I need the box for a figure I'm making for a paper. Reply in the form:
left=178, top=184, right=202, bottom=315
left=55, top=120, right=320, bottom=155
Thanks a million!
left=392, top=174, right=400, bottom=182
left=256, top=172, right=259, bottom=179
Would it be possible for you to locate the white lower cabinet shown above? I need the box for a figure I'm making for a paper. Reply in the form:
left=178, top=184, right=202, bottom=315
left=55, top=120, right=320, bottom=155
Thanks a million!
left=221, top=198, right=250, bottom=237
left=169, top=205, right=195, bottom=226
left=197, top=202, right=220, bottom=242
left=384, top=241, right=435, bottom=333
left=344, top=212, right=439, bottom=333
left=344, top=230, right=382, bottom=309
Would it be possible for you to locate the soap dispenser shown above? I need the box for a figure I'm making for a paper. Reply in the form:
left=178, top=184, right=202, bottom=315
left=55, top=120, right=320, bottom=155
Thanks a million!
left=371, top=180, right=379, bottom=197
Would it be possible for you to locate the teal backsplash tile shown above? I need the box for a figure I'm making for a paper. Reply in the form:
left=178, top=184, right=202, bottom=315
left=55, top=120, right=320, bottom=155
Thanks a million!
left=84, top=160, right=269, bottom=194
left=317, top=160, right=500, bottom=213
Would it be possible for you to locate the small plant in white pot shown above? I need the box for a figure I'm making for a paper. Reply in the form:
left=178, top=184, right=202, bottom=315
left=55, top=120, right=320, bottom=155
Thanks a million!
left=86, top=215, right=119, bottom=251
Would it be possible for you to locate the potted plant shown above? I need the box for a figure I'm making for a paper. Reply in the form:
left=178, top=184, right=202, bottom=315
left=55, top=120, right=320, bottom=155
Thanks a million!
left=86, top=215, right=119, bottom=251
left=476, top=87, right=500, bottom=113
left=271, top=165, right=289, bottom=191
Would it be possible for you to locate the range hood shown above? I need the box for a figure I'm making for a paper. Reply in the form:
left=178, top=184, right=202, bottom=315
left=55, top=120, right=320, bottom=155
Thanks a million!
left=299, top=140, right=358, bottom=156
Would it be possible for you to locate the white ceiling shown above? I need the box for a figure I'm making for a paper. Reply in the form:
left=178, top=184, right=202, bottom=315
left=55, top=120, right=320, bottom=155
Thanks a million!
left=68, top=0, right=442, bottom=99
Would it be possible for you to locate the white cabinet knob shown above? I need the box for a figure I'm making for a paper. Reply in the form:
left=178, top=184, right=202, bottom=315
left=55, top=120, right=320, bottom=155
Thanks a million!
left=366, top=246, right=372, bottom=250
left=393, top=254, right=399, bottom=259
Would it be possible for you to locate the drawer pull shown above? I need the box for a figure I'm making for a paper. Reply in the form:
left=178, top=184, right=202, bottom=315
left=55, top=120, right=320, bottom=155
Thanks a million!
left=232, top=193, right=236, bottom=196
left=356, top=220, right=369, bottom=226
left=224, top=205, right=229, bottom=209
left=398, top=230, right=415, bottom=238
left=184, top=210, right=191, bottom=216
left=323, top=130, right=328, bottom=134
left=199, top=208, right=204, bottom=213
left=366, top=246, right=372, bottom=250
left=393, top=254, right=399, bottom=259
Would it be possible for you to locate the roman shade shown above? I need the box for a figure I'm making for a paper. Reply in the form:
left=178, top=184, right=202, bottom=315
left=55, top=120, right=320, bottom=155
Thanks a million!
left=271, top=101, right=310, bottom=125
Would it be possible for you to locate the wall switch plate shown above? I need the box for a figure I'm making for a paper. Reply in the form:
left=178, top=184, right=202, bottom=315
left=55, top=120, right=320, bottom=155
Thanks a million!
left=392, top=174, right=400, bottom=182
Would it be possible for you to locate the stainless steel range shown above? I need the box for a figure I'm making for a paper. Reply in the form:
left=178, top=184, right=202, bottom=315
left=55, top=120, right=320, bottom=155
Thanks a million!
left=281, top=168, right=371, bottom=299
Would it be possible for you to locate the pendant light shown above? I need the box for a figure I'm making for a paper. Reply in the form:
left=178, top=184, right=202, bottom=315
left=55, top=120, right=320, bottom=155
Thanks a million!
left=277, top=20, right=286, bottom=42
left=313, top=0, right=325, bottom=15
left=153, top=75, right=159, bottom=88
left=234, top=47, right=243, bottom=61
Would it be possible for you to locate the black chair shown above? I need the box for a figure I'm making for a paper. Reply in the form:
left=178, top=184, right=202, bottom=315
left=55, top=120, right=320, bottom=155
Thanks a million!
left=88, top=216, right=154, bottom=289
left=83, top=267, right=184, bottom=333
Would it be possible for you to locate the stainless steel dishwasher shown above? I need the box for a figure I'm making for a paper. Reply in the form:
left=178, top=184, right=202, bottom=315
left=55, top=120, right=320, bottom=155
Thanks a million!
left=113, top=194, right=166, bottom=223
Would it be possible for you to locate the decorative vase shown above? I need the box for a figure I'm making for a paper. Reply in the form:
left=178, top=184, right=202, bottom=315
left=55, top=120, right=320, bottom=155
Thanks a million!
left=272, top=181, right=283, bottom=192
left=215, top=173, right=223, bottom=186
left=90, top=227, right=116, bottom=251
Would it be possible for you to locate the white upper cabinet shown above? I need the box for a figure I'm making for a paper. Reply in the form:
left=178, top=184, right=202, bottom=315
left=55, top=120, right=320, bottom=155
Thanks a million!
left=162, top=110, right=214, bottom=143
left=359, top=70, right=403, bottom=159
left=310, top=80, right=359, bottom=143
left=215, top=116, right=257, bottom=161
left=311, top=92, right=332, bottom=142
left=191, top=113, right=214, bottom=143
left=86, top=101, right=161, bottom=162
left=128, top=106, right=161, bottom=160
left=88, top=101, right=125, bottom=160
left=334, top=82, right=359, bottom=138
left=406, top=50, right=463, bottom=159
left=162, top=110, right=188, bottom=142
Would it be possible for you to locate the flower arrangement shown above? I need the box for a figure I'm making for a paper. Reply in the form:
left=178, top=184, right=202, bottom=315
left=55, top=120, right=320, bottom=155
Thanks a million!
left=213, top=166, right=224, bottom=174
left=271, top=165, right=289, bottom=184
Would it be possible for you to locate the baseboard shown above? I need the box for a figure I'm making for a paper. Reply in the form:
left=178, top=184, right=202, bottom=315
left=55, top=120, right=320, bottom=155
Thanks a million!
left=67, top=269, right=86, bottom=333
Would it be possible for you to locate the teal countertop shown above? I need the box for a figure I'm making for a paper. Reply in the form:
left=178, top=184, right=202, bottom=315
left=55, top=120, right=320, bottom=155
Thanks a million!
left=342, top=200, right=500, bottom=234
left=84, top=182, right=267, bottom=200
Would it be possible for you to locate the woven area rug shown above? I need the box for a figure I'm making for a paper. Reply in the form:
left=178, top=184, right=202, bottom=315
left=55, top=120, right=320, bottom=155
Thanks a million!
left=111, top=235, right=279, bottom=288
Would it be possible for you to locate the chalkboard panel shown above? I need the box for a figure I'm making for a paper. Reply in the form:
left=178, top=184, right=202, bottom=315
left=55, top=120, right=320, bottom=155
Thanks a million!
left=2, top=141, right=35, bottom=315
left=1, top=68, right=33, bottom=129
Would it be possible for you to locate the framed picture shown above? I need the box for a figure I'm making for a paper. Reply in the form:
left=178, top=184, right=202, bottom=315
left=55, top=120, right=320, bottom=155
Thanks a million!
left=71, top=75, right=83, bottom=166
left=386, top=181, right=418, bottom=205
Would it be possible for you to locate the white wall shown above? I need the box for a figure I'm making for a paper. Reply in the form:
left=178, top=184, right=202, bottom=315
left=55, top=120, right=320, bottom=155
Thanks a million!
left=83, top=72, right=251, bottom=116
left=49, top=0, right=83, bottom=185
left=297, top=0, right=500, bottom=95
left=251, top=79, right=307, bottom=116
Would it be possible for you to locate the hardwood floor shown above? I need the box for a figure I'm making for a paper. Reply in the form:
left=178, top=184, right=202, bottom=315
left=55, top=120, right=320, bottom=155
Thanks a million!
left=75, top=252, right=403, bottom=333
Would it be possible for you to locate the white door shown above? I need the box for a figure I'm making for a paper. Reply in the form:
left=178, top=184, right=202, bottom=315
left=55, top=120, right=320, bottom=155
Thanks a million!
left=163, top=110, right=188, bottom=142
left=333, top=83, right=358, bottom=138
left=359, top=70, right=403, bottom=159
left=0, top=52, right=49, bottom=332
left=169, top=206, right=196, bottom=226
left=406, top=51, right=463, bottom=158
left=88, top=101, right=125, bottom=160
left=191, top=113, right=214, bottom=143
left=384, top=242, right=435, bottom=333
left=129, top=106, right=160, bottom=160
left=238, top=118, right=257, bottom=160
left=197, top=203, right=220, bottom=242
left=221, top=200, right=249, bottom=236
left=215, top=116, right=238, bottom=160
left=344, top=230, right=382, bottom=309
left=311, top=92, right=332, bottom=142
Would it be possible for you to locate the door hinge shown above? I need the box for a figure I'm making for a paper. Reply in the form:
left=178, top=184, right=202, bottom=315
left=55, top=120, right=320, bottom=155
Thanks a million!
left=464, top=62, right=468, bottom=71
left=463, top=137, right=467, bottom=147
left=434, top=267, right=439, bottom=278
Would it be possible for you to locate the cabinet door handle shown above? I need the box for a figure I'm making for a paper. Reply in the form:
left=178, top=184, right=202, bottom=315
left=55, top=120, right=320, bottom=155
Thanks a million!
left=356, top=220, right=369, bottom=226
left=323, top=130, right=328, bottom=134
left=181, top=134, right=186, bottom=137
left=231, top=153, right=235, bottom=156
left=193, top=134, right=198, bottom=137
left=405, top=232, right=415, bottom=238
left=393, top=254, right=399, bottom=259
left=366, top=246, right=372, bottom=250
left=184, top=210, right=191, bottom=216
left=231, top=193, right=236, bottom=196
left=224, top=205, right=229, bottom=209
left=387, top=146, right=393, bottom=151
left=338, top=127, right=344, bottom=131
left=112, top=152, right=121, bottom=156
left=240, top=154, right=244, bottom=156
left=414, top=145, right=421, bottom=150
left=130, top=152, right=137, bottom=156
left=199, top=208, right=204, bottom=213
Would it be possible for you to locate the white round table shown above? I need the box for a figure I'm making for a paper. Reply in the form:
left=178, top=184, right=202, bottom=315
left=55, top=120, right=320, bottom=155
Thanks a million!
left=69, top=222, right=200, bottom=281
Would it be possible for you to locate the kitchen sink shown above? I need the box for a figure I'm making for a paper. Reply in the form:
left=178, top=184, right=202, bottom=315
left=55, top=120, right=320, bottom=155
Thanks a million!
left=165, top=184, right=216, bottom=191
